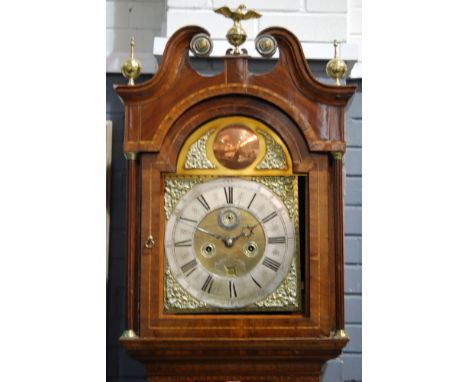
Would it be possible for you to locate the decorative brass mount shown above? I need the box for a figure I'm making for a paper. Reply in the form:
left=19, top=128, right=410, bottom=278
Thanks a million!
left=145, top=235, right=155, bottom=249
left=326, top=39, right=348, bottom=86
left=333, top=329, right=349, bottom=339
left=121, top=37, right=142, bottom=86
left=255, top=34, right=278, bottom=57
left=124, top=151, right=138, bottom=160
left=190, top=33, right=214, bottom=57
left=214, top=4, right=262, bottom=55
left=120, top=329, right=138, bottom=339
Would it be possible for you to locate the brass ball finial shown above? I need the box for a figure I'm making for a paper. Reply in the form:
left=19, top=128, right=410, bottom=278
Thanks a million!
left=326, top=40, right=348, bottom=86
left=121, top=37, right=142, bottom=86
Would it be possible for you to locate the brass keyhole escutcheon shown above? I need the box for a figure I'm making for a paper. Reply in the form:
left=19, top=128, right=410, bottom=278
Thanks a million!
left=145, top=235, right=155, bottom=249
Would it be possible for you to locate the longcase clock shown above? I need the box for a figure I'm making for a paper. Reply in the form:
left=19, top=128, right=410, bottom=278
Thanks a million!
left=115, top=23, right=356, bottom=382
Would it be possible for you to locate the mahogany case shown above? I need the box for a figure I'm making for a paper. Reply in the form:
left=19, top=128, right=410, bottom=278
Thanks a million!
left=115, top=26, right=356, bottom=381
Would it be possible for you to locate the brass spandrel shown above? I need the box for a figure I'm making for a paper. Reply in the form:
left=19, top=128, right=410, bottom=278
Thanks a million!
left=163, top=177, right=207, bottom=220
left=164, top=268, right=207, bottom=311
left=255, top=262, right=299, bottom=309
left=256, top=129, right=288, bottom=170
left=252, top=176, right=296, bottom=220
left=184, top=129, right=216, bottom=169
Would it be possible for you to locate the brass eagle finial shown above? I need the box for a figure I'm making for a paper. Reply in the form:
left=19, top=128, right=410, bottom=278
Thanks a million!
left=214, top=4, right=262, bottom=55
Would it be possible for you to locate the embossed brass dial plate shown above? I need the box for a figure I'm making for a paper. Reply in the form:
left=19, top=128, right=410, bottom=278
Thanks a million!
left=163, top=176, right=301, bottom=313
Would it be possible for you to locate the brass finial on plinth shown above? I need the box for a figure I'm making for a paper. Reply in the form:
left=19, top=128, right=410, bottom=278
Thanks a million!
left=326, top=40, right=348, bottom=86
left=214, top=4, right=262, bottom=55
left=121, top=37, right=142, bottom=86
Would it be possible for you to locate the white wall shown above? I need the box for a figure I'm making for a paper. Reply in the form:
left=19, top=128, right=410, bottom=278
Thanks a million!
left=167, top=0, right=347, bottom=41
left=107, top=0, right=362, bottom=76
left=106, top=0, right=166, bottom=73
left=347, top=0, right=362, bottom=76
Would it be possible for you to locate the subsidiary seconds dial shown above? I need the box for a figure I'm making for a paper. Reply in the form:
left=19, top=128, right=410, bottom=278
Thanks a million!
left=164, top=178, right=295, bottom=308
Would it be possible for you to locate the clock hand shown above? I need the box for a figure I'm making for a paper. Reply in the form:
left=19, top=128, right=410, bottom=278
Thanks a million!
left=194, top=223, right=261, bottom=249
left=244, top=222, right=260, bottom=238
left=217, top=228, right=249, bottom=248
left=193, top=226, right=225, bottom=241
left=228, top=223, right=260, bottom=245
left=190, top=223, right=240, bottom=247
left=178, top=219, right=225, bottom=241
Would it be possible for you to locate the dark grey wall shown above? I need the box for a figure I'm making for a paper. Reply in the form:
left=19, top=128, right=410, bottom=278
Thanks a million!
left=328, top=78, right=362, bottom=382
left=107, top=73, right=149, bottom=382
left=106, top=62, right=362, bottom=382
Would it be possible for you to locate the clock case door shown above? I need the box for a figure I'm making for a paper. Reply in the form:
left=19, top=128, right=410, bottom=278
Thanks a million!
left=116, top=26, right=356, bottom=381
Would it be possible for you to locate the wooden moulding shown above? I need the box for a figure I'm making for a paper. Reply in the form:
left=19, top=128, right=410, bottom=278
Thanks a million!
left=122, top=338, right=348, bottom=381
left=115, top=26, right=356, bottom=154
left=116, top=25, right=356, bottom=381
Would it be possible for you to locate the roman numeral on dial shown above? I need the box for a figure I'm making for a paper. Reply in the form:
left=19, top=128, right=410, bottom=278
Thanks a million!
left=229, top=280, right=237, bottom=298
left=180, top=259, right=197, bottom=277
left=174, top=239, right=192, bottom=247
left=261, top=211, right=278, bottom=224
left=196, top=194, right=210, bottom=211
left=201, top=275, right=214, bottom=293
left=224, top=186, right=233, bottom=204
left=268, top=236, right=286, bottom=244
left=251, top=275, right=262, bottom=289
left=262, top=257, right=281, bottom=272
left=247, top=193, right=256, bottom=209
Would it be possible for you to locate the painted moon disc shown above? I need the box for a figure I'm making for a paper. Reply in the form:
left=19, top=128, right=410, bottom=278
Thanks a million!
left=213, top=125, right=259, bottom=169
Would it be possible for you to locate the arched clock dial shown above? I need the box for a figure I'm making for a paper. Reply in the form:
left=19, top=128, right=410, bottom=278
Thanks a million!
left=164, top=177, right=295, bottom=308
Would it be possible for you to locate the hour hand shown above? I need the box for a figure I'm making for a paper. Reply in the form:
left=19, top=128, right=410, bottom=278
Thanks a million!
left=228, top=223, right=259, bottom=245
left=244, top=222, right=260, bottom=238
left=235, top=223, right=259, bottom=240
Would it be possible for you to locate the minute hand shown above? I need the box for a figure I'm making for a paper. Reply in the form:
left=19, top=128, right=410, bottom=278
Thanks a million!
left=194, top=226, right=225, bottom=241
